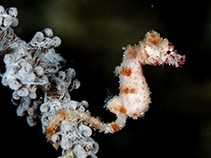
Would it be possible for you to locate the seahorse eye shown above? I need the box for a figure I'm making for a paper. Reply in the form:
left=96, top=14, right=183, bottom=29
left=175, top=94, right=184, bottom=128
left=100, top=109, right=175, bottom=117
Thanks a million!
left=166, top=50, right=171, bottom=54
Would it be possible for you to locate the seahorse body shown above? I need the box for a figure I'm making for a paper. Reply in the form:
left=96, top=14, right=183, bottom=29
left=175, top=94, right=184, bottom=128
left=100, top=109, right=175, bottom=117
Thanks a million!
left=107, top=31, right=185, bottom=119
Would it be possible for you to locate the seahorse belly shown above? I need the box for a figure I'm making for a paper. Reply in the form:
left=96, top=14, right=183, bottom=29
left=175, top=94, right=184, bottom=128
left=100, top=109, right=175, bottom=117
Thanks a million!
left=107, top=48, right=151, bottom=119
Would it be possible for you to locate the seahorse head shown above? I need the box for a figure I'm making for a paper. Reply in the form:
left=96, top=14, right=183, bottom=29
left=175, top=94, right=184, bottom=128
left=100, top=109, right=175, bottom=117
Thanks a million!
left=142, top=30, right=185, bottom=67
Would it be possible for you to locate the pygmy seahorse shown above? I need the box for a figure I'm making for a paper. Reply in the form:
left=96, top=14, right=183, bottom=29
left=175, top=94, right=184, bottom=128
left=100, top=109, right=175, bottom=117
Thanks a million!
left=107, top=30, right=185, bottom=119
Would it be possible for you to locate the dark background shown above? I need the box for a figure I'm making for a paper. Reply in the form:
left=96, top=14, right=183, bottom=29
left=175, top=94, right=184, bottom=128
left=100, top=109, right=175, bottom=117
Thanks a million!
left=0, top=0, right=211, bottom=157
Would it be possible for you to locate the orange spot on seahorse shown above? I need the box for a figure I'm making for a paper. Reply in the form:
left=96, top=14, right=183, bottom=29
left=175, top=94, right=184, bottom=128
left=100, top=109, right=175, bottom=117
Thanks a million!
left=147, top=33, right=162, bottom=45
left=123, top=87, right=129, bottom=94
left=92, top=123, right=99, bottom=130
left=109, top=103, right=127, bottom=114
left=120, top=66, right=132, bottom=76
left=119, top=106, right=127, bottom=114
left=111, top=123, right=120, bottom=132
left=130, top=88, right=136, bottom=93
left=127, top=48, right=137, bottom=59
left=121, top=87, right=136, bottom=94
